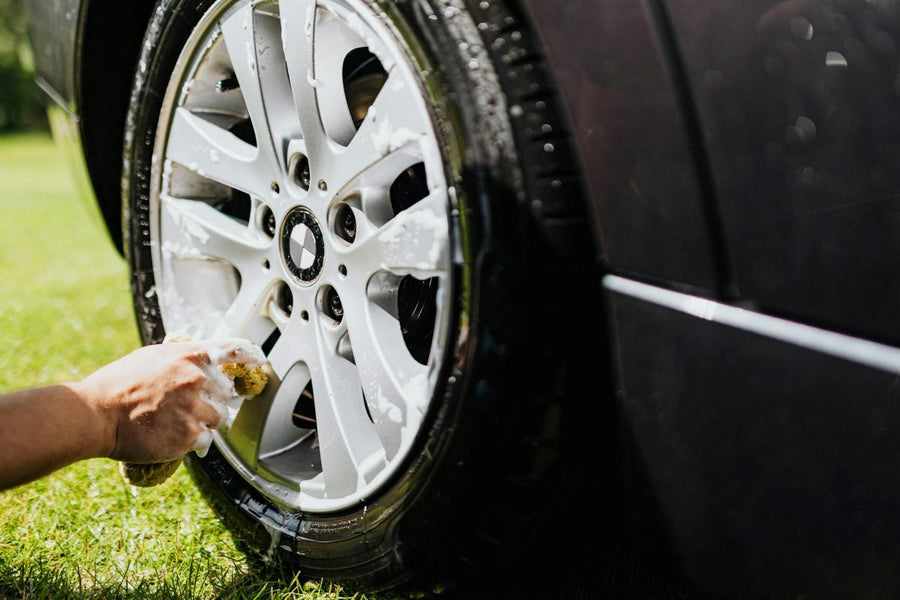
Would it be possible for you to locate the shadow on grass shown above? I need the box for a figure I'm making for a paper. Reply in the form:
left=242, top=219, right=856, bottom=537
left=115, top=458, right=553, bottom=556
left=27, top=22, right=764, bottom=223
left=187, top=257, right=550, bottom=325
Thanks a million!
left=0, top=554, right=348, bottom=600
left=0, top=540, right=694, bottom=600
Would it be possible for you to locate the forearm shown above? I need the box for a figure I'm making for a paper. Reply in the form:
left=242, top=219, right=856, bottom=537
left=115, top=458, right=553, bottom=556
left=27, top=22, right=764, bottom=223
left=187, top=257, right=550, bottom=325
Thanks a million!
left=0, top=383, right=112, bottom=490
left=0, top=339, right=262, bottom=491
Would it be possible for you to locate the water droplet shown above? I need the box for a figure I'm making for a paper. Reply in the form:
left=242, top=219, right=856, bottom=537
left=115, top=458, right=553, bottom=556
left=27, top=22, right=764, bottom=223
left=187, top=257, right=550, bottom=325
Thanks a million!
left=510, top=105, right=523, bottom=117
left=826, top=51, right=848, bottom=67
left=541, top=124, right=552, bottom=134
left=795, top=116, right=817, bottom=141
left=543, top=143, right=555, bottom=153
left=479, top=1, right=489, bottom=8
left=800, top=166, right=819, bottom=189
left=468, top=60, right=480, bottom=70
left=790, top=16, right=814, bottom=40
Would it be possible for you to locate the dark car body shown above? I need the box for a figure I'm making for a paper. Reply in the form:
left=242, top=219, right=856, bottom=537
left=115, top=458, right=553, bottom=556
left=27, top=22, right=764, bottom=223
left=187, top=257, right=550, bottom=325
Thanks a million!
left=28, top=0, right=900, bottom=597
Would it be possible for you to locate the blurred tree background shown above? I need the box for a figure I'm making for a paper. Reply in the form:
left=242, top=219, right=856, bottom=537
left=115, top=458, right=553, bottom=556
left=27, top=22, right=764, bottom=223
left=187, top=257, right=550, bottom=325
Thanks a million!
left=0, top=0, right=46, bottom=131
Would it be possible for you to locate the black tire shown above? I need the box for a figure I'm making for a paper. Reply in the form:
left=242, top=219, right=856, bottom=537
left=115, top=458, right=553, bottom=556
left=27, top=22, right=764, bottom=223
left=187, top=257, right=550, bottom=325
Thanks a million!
left=122, top=0, right=603, bottom=593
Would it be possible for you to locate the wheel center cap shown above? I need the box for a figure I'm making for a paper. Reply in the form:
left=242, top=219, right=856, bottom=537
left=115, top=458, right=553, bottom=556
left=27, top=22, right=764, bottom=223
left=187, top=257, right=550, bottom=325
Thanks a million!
left=282, top=208, right=324, bottom=284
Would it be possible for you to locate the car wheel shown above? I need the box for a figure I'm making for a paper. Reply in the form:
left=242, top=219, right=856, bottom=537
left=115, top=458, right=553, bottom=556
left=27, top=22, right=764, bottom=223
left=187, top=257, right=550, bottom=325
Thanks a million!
left=122, top=0, right=598, bottom=590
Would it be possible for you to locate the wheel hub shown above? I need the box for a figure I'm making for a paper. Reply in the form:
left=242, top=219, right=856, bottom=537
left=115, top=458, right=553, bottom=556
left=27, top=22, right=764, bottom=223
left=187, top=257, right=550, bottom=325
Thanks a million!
left=281, top=208, right=324, bottom=284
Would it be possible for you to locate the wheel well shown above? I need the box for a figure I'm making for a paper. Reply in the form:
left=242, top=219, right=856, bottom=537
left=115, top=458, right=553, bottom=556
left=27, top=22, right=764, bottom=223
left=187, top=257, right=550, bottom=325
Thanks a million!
left=79, top=0, right=156, bottom=253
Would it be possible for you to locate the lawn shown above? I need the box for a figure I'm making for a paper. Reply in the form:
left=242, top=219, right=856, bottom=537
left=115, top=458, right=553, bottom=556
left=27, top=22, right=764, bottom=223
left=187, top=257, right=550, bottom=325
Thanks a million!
left=0, top=133, right=379, bottom=599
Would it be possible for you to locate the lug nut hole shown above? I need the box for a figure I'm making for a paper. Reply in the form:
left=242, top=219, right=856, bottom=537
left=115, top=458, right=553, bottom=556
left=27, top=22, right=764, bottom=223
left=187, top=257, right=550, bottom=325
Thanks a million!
left=301, top=310, right=310, bottom=321
left=260, top=205, right=277, bottom=238
left=275, top=282, right=293, bottom=315
left=335, top=204, right=357, bottom=243
left=338, top=264, right=348, bottom=277
left=289, top=153, right=311, bottom=191
left=321, top=285, right=344, bottom=323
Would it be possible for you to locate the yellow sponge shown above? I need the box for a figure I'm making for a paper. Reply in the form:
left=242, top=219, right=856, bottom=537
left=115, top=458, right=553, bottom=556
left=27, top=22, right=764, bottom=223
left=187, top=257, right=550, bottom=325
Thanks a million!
left=119, top=458, right=181, bottom=488
left=221, top=362, right=267, bottom=397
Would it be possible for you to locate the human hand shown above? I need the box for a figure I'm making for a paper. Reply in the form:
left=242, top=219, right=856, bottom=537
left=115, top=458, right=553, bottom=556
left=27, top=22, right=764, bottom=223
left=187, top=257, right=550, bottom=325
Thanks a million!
left=75, top=338, right=265, bottom=463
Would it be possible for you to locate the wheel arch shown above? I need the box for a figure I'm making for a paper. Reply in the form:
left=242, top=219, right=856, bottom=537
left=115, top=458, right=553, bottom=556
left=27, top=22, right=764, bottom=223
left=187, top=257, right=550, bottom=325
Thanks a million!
left=77, top=0, right=156, bottom=253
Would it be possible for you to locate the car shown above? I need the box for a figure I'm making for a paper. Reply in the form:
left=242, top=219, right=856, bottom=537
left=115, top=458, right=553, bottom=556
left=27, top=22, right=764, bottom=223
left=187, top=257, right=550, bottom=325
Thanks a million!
left=25, top=0, right=900, bottom=597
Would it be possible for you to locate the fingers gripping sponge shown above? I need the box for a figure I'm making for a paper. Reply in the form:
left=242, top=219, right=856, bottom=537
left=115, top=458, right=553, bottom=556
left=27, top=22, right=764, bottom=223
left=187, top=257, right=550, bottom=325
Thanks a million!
left=120, top=350, right=267, bottom=487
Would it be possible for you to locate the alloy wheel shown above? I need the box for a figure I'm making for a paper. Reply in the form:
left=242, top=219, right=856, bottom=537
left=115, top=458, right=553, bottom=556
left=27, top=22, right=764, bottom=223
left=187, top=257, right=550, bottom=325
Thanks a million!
left=148, top=0, right=452, bottom=512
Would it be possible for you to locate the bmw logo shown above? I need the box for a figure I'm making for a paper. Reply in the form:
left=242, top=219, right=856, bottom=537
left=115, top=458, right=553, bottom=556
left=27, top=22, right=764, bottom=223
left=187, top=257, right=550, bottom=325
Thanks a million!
left=282, top=208, right=324, bottom=284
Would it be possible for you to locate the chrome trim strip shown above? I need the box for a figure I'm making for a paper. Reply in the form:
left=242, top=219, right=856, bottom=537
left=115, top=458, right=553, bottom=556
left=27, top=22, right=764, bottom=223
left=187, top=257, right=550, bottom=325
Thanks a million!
left=604, top=274, right=900, bottom=375
left=35, top=75, right=78, bottom=120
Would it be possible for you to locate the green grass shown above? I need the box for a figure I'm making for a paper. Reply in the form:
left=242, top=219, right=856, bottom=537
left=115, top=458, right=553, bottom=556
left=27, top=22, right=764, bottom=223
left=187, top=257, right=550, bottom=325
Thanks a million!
left=0, top=133, right=383, bottom=599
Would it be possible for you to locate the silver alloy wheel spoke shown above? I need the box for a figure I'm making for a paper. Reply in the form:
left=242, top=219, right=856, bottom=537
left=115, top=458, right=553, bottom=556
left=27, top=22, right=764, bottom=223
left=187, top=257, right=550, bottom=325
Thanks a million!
left=223, top=370, right=281, bottom=470
left=266, top=316, right=309, bottom=378
left=280, top=0, right=328, bottom=169
left=161, top=194, right=268, bottom=266
left=348, top=191, right=449, bottom=278
left=166, top=108, right=268, bottom=196
left=307, top=320, right=387, bottom=498
left=223, top=340, right=310, bottom=479
left=220, top=277, right=276, bottom=342
left=327, top=70, right=428, bottom=192
left=313, top=7, right=366, bottom=146
left=340, top=282, right=429, bottom=459
left=358, top=186, right=393, bottom=227
left=264, top=313, right=387, bottom=498
left=267, top=295, right=291, bottom=331
left=221, top=5, right=299, bottom=173
left=225, top=361, right=309, bottom=478
left=160, top=193, right=276, bottom=343
left=257, top=363, right=312, bottom=460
